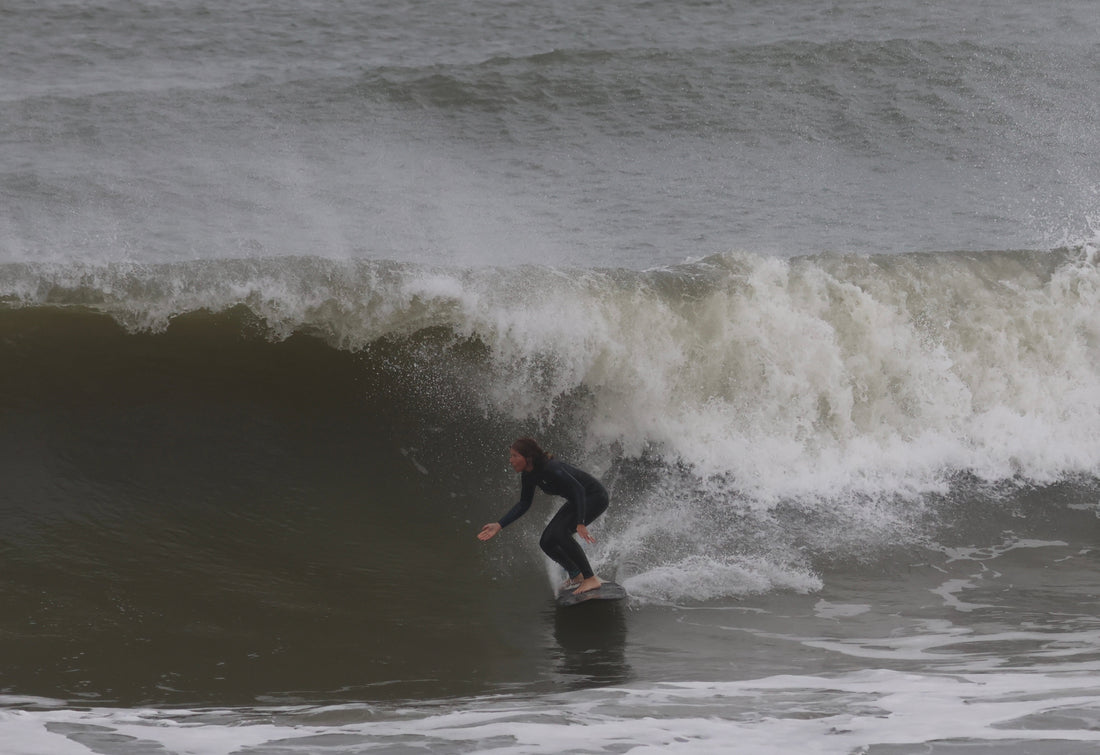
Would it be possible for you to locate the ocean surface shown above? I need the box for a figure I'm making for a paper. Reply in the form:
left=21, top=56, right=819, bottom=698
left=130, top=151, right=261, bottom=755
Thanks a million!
left=3, top=1, right=1100, bottom=752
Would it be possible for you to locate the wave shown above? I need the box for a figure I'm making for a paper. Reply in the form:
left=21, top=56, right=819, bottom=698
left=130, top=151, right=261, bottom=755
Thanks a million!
left=12, top=37, right=1083, bottom=137
left=4, top=247, right=1099, bottom=488
left=3, top=246, right=1099, bottom=605
left=308, top=38, right=1092, bottom=145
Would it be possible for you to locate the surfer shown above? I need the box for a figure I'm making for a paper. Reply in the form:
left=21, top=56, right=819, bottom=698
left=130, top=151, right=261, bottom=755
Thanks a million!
left=478, top=438, right=609, bottom=595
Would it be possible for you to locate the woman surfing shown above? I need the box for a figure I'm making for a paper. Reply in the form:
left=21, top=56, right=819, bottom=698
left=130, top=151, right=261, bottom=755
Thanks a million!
left=477, top=438, right=609, bottom=595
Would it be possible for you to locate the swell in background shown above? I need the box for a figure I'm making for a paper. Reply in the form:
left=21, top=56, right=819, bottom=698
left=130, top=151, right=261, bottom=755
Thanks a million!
left=4, top=2, right=1099, bottom=268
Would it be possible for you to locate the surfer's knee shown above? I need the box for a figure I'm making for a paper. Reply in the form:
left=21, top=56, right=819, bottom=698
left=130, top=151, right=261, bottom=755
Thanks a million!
left=538, top=528, right=561, bottom=555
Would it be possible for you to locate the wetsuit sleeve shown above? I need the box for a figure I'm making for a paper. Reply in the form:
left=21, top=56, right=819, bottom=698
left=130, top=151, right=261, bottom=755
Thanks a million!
left=497, top=473, right=536, bottom=528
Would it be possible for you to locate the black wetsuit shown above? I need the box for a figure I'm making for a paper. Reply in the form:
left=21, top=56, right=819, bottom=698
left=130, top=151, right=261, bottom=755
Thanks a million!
left=497, top=459, right=609, bottom=579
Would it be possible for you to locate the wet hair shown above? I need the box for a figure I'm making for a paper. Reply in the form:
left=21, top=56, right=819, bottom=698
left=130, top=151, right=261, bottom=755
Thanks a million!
left=510, top=437, right=551, bottom=469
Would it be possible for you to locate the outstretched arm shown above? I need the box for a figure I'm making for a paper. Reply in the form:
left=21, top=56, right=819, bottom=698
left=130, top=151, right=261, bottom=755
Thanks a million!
left=479, top=473, right=536, bottom=542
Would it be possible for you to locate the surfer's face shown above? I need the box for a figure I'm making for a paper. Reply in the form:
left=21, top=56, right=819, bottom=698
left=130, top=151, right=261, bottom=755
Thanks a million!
left=509, top=448, right=531, bottom=473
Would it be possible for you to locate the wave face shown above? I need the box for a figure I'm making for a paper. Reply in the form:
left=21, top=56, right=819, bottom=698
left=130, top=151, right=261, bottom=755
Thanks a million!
left=3, top=247, right=1098, bottom=628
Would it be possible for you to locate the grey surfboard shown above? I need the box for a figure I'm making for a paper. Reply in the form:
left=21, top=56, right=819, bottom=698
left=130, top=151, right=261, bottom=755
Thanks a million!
left=556, top=581, right=628, bottom=607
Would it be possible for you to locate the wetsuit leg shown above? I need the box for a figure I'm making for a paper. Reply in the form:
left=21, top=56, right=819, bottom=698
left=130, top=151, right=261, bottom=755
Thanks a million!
left=539, top=503, right=583, bottom=577
left=539, top=491, right=609, bottom=580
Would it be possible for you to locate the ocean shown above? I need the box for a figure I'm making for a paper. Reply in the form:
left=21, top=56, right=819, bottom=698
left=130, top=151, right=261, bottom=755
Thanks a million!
left=2, top=1, right=1100, bottom=752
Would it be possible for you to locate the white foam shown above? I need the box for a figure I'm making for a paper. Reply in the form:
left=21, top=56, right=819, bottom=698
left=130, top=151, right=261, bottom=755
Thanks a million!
left=6, top=667, right=1100, bottom=755
left=441, top=248, right=1100, bottom=507
left=937, top=537, right=1071, bottom=564
left=930, top=577, right=994, bottom=612
left=621, top=555, right=823, bottom=604
left=814, top=600, right=872, bottom=619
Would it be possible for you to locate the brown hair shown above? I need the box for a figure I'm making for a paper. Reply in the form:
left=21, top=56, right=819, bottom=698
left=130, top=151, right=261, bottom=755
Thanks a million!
left=510, top=437, right=551, bottom=469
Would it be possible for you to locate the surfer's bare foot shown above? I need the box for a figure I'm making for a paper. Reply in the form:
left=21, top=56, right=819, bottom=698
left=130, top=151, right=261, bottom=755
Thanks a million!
left=573, top=576, right=602, bottom=595
left=560, top=576, right=582, bottom=590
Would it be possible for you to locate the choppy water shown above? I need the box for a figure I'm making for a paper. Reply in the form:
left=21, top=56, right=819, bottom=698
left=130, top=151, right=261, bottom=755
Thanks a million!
left=4, top=0, right=1099, bottom=267
left=3, top=0, right=1100, bottom=752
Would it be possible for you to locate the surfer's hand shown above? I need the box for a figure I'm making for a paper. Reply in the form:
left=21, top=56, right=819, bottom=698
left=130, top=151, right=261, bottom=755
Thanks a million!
left=478, top=522, right=502, bottom=541
left=576, top=524, right=596, bottom=544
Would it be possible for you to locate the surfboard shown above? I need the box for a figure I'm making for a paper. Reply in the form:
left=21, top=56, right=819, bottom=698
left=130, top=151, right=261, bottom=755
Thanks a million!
left=556, top=581, right=628, bottom=607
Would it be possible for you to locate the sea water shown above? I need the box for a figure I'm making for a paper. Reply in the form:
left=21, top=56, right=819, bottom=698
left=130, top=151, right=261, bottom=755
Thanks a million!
left=3, top=1, right=1100, bottom=752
